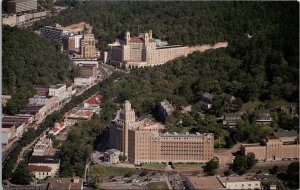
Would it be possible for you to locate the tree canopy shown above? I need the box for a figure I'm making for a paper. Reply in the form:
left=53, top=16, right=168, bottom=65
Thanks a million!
left=3, top=25, right=78, bottom=114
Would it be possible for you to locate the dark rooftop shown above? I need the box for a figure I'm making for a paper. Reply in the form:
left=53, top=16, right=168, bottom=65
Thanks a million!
left=29, top=156, right=60, bottom=164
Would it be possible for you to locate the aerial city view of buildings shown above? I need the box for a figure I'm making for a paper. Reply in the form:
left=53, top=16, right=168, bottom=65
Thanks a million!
left=1, top=1, right=299, bottom=190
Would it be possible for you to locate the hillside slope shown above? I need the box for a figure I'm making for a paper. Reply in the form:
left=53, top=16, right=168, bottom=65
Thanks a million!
left=3, top=26, right=77, bottom=114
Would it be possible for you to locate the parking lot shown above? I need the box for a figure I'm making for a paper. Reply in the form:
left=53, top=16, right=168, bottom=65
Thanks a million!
left=100, top=174, right=167, bottom=190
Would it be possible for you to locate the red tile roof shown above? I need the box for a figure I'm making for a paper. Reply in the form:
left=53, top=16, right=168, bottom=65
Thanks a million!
left=84, top=111, right=94, bottom=117
left=52, top=127, right=60, bottom=133
left=86, top=94, right=103, bottom=105
left=59, top=122, right=64, bottom=128
left=27, top=165, right=52, bottom=172
left=130, top=37, right=143, bottom=43
left=266, top=135, right=280, bottom=140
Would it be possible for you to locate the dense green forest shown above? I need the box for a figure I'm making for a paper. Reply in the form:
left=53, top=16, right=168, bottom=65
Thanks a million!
left=32, top=1, right=298, bottom=52
left=3, top=26, right=78, bottom=114
left=31, top=1, right=298, bottom=102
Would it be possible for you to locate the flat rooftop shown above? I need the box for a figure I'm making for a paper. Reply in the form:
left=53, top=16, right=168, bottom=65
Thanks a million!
left=185, top=176, right=224, bottom=190
left=49, top=84, right=65, bottom=89
left=218, top=176, right=258, bottom=183
left=159, top=132, right=214, bottom=137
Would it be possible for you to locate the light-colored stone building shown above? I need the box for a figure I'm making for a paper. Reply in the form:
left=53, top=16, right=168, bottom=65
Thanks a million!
left=218, top=176, right=261, bottom=190
left=242, top=132, right=299, bottom=161
left=79, top=64, right=97, bottom=78
left=109, top=31, right=187, bottom=68
left=110, top=100, right=214, bottom=165
left=80, top=33, right=96, bottom=58
left=184, top=176, right=261, bottom=190
left=104, top=149, right=121, bottom=164
left=158, top=99, right=175, bottom=122
left=28, top=156, right=60, bottom=177
left=49, top=84, right=67, bottom=102
left=27, top=165, right=52, bottom=180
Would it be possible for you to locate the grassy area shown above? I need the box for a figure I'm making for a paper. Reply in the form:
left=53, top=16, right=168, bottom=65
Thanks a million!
left=250, top=165, right=289, bottom=173
left=265, top=99, right=297, bottom=108
left=239, top=100, right=264, bottom=113
left=141, top=163, right=166, bottom=170
left=173, top=163, right=205, bottom=169
left=146, top=182, right=169, bottom=190
left=98, top=166, right=140, bottom=178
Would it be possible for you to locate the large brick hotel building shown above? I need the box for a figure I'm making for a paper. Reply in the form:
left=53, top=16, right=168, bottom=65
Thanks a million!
left=109, top=100, right=214, bottom=165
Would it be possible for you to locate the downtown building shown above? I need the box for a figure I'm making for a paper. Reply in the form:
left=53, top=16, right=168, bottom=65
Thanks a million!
left=109, top=30, right=187, bottom=69
left=109, top=100, right=214, bottom=165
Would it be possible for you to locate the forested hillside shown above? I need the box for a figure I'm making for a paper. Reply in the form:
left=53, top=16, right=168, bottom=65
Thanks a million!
left=31, top=1, right=299, bottom=104
left=32, top=2, right=298, bottom=50
left=3, top=26, right=78, bottom=114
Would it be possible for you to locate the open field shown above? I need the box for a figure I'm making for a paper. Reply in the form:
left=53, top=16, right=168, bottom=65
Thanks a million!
left=95, top=165, right=140, bottom=178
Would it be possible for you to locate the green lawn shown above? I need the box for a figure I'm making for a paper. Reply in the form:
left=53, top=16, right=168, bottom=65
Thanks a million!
left=141, top=163, right=166, bottom=170
left=146, top=182, right=169, bottom=190
left=97, top=166, right=140, bottom=178
left=239, top=100, right=264, bottom=113
left=173, top=163, right=205, bottom=169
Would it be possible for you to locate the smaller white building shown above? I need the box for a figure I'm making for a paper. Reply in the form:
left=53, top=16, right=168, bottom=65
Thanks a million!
left=49, top=84, right=67, bottom=102
left=104, top=149, right=121, bottom=164
left=29, top=95, right=59, bottom=110
left=74, top=77, right=93, bottom=87
left=32, top=136, right=53, bottom=156
left=217, top=176, right=261, bottom=190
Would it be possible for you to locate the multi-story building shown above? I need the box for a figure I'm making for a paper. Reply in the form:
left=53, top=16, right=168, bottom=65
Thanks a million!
left=74, top=77, right=93, bottom=87
left=28, top=155, right=60, bottom=177
left=109, top=31, right=187, bottom=68
left=34, top=85, right=50, bottom=96
left=110, top=100, right=214, bottom=165
left=41, top=24, right=68, bottom=44
left=7, top=0, right=37, bottom=14
left=32, top=135, right=57, bottom=156
left=65, top=33, right=83, bottom=51
left=242, top=132, right=299, bottom=161
left=79, top=64, right=97, bottom=78
left=253, top=112, right=273, bottom=125
left=41, top=22, right=92, bottom=48
left=80, top=33, right=96, bottom=58
left=48, top=84, right=67, bottom=102
left=20, top=105, right=48, bottom=123
left=184, top=176, right=261, bottom=190
left=223, top=113, right=242, bottom=127
left=157, top=99, right=175, bottom=122
left=27, top=165, right=52, bottom=180
left=29, top=95, right=59, bottom=110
